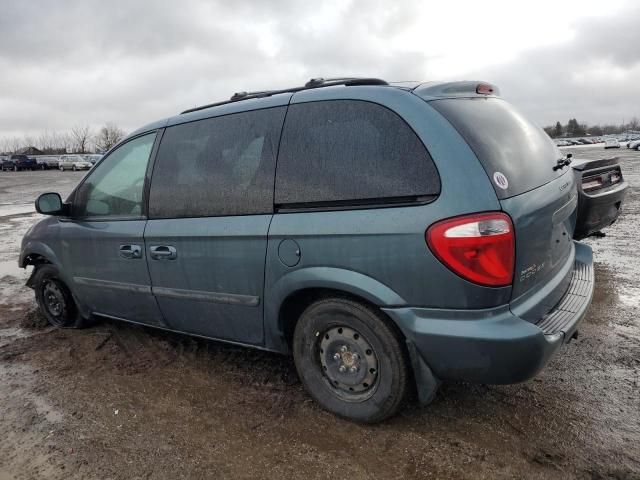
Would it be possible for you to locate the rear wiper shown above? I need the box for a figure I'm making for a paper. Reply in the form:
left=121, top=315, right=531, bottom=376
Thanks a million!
left=553, top=153, right=573, bottom=171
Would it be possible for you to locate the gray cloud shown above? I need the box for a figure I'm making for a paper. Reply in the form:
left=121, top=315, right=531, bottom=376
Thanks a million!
left=471, top=7, right=640, bottom=125
left=0, top=0, right=638, bottom=142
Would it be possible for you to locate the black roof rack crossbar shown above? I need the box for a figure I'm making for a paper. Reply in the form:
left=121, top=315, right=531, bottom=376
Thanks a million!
left=180, top=77, right=388, bottom=114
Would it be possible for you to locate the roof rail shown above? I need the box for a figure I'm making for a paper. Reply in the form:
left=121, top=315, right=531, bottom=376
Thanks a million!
left=180, top=77, right=388, bottom=115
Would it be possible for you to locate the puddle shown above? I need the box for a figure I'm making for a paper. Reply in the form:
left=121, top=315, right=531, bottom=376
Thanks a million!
left=0, top=260, right=30, bottom=279
left=0, top=327, right=30, bottom=348
left=0, top=262, right=33, bottom=305
left=0, top=204, right=35, bottom=218
left=619, top=287, right=640, bottom=308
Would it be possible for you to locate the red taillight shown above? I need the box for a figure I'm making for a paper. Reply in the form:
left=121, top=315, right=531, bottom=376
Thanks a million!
left=426, top=212, right=515, bottom=287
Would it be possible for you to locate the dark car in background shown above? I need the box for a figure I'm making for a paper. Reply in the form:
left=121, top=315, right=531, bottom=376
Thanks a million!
left=0, top=155, right=15, bottom=171
left=20, top=78, right=595, bottom=423
left=83, top=154, right=103, bottom=165
left=572, top=156, right=627, bottom=239
left=35, top=156, right=61, bottom=170
left=11, top=154, right=38, bottom=171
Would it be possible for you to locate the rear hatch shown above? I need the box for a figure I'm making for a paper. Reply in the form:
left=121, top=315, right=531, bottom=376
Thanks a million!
left=429, top=96, right=577, bottom=318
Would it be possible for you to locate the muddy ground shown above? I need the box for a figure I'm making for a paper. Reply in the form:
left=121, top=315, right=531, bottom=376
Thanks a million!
left=0, top=148, right=639, bottom=479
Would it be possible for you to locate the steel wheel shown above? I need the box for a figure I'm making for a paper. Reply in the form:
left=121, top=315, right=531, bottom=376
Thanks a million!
left=293, top=297, right=413, bottom=423
left=319, top=326, right=379, bottom=401
left=41, top=279, right=68, bottom=326
left=33, top=265, right=86, bottom=329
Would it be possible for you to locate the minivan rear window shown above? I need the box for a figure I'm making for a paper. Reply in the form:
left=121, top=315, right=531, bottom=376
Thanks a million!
left=430, top=98, right=564, bottom=199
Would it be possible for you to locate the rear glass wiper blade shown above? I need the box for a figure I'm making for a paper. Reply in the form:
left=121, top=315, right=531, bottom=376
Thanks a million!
left=553, top=154, right=573, bottom=171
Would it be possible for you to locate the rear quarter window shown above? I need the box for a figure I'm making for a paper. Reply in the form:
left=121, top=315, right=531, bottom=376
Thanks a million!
left=430, top=98, right=564, bottom=199
left=275, top=100, right=440, bottom=206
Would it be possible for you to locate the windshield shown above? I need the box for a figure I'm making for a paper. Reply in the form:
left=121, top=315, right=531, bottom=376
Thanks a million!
left=430, top=97, right=565, bottom=199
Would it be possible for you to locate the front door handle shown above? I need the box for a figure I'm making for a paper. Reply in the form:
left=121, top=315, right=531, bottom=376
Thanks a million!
left=150, top=245, right=177, bottom=260
left=119, top=244, right=142, bottom=259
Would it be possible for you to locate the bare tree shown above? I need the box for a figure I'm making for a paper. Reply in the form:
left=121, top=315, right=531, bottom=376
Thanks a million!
left=9, top=136, right=22, bottom=154
left=51, top=131, right=72, bottom=154
left=95, top=122, right=125, bottom=152
left=37, top=131, right=53, bottom=152
left=71, top=125, right=92, bottom=153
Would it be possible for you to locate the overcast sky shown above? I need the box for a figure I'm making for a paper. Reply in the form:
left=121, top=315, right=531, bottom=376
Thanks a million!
left=1, top=0, right=638, bottom=139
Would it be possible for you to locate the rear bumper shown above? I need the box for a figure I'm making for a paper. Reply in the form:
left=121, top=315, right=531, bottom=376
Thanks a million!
left=574, top=181, right=627, bottom=239
left=384, top=242, right=594, bottom=385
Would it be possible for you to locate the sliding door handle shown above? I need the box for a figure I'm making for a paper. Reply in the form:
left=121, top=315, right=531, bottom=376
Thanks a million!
left=119, top=244, right=142, bottom=259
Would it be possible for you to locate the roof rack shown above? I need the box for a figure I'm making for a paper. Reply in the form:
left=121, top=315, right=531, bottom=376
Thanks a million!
left=180, top=77, right=388, bottom=115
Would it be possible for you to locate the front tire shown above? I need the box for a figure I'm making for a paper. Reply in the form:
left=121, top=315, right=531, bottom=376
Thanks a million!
left=33, top=265, right=86, bottom=328
left=293, top=297, right=410, bottom=423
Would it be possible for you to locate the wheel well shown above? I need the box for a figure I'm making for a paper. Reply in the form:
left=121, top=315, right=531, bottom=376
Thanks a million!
left=23, top=254, right=51, bottom=267
left=279, top=288, right=406, bottom=348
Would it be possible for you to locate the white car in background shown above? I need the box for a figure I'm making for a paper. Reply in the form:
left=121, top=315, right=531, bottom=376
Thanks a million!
left=604, top=138, right=620, bottom=149
left=58, top=154, right=93, bottom=171
left=627, top=139, right=640, bottom=150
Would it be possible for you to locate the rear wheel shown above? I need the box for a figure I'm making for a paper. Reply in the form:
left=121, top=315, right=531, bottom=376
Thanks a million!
left=33, top=265, right=86, bottom=328
left=59, top=165, right=64, bottom=171
left=293, top=297, right=410, bottom=423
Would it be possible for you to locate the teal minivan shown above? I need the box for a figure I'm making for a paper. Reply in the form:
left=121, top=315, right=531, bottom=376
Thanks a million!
left=21, top=78, right=594, bottom=422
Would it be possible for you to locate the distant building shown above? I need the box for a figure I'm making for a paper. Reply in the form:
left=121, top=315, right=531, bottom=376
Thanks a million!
left=17, top=146, right=44, bottom=156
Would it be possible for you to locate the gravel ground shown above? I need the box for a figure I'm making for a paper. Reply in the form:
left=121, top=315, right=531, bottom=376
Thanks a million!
left=0, top=148, right=639, bottom=480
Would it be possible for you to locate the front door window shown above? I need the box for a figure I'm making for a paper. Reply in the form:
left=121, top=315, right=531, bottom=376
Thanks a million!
left=73, top=133, right=156, bottom=219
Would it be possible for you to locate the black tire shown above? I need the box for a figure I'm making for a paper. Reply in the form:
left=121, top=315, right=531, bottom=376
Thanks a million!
left=293, top=297, right=410, bottom=423
left=33, top=265, right=86, bottom=328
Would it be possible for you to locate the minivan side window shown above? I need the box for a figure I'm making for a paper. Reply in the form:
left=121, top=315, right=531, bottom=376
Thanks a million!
left=275, top=100, right=440, bottom=206
left=148, top=106, right=286, bottom=218
left=73, top=133, right=156, bottom=218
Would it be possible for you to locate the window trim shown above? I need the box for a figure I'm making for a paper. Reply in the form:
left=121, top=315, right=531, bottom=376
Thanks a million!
left=273, top=99, right=441, bottom=210
left=65, top=130, right=160, bottom=222
left=274, top=194, right=438, bottom=214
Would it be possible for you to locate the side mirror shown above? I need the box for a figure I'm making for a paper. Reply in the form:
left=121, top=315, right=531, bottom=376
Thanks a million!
left=35, top=192, right=65, bottom=215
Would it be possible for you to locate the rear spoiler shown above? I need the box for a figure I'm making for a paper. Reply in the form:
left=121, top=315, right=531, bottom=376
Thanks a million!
left=571, top=156, right=620, bottom=171
left=412, top=81, right=500, bottom=100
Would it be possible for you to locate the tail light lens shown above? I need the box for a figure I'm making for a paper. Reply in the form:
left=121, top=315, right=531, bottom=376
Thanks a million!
left=582, top=178, right=603, bottom=192
left=426, top=212, right=515, bottom=287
